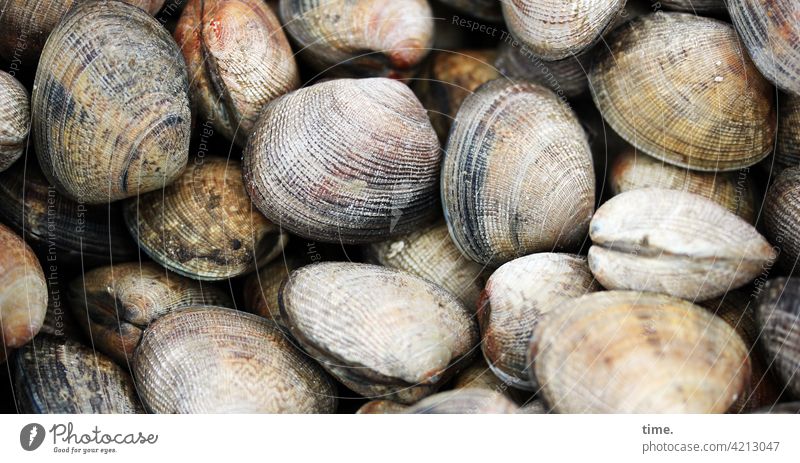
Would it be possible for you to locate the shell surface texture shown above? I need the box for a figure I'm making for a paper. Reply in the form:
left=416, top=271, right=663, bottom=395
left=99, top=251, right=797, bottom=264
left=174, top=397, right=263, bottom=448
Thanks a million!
left=777, top=93, right=800, bottom=170
left=754, top=278, right=800, bottom=398
left=494, top=41, right=590, bottom=99
left=404, top=389, right=519, bottom=414
left=0, top=71, right=29, bottom=171
left=243, top=256, right=303, bottom=325
left=764, top=166, right=800, bottom=273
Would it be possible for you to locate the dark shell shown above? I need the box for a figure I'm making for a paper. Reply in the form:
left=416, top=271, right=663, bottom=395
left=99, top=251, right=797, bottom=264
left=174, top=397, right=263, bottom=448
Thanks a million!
left=437, top=0, right=502, bottom=22
left=661, top=0, right=726, bottom=12
left=752, top=402, right=800, bottom=414
left=776, top=93, right=800, bottom=170
left=242, top=256, right=303, bottom=325
left=754, top=278, right=800, bottom=398
left=494, top=41, right=590, bottom=98
left=763, top=167, right=800, bottom=273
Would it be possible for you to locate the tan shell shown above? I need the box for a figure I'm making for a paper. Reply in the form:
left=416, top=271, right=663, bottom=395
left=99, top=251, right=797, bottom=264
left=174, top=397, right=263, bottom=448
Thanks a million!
left=478, top=253, right=600, bottom=390
left=124, top=156, right=288, bottom=280
left=452, top=358, right=513, bottom=392
left=279, top=0, right=433, bottom=77
left=243, top=256, right=302, bottom=325
left=776, top=93, right=800, bottom=169
left=405, top=389, right=518, bottom=414
left=661, top=0, right=725, bottom=12
left=365, top=221, right=488, bottom=311
left=588, top=188, right=774, bottom=301
left=438, top=0, right=502, bottom=22
left=609, top=148, right=757, bottom=223
left=356, top=400, right=407, bottom=414
left=279, top=262, right=478, bottom=404
left=494, top=41, right=590, bottom=99
left=754, top=278, right=800, bottom=398
left=0, top=71, right=29, bottom=171
left=32, top=1, right=190, bottom=203
left=517, top=400, right=548, bottom=414
left=531, top=291, right=751, bottom=413
left=590, top=13, right=775, bottom=171
left=442, top=79, right=595, bottom=266
left=174, top=0, right=299, bottom=146
left=753, top=402, right=800, bottom=414
left=501, top=0, right=626, bottom=60
left=243, top=78, right=441, bottom=244
left=134, top=306, right=337, bottom=413
left=763, top=167, right=800, bottom=273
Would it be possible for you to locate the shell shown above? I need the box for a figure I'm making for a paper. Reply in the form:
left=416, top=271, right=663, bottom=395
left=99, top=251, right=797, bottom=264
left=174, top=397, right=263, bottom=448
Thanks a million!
left=174, top=0, right=299, bottom=146
left=728, top=0, right=800, bottom=96
left=14, top=335, right=143, bottom=413
left=776, top=93, right=800, bottom=170
left=661, top=0, right=725, bottom=12
left=517, top=400, right=548, bottom=414
left=365, top=221, right=488, bottom=311
left=437, top=0, right=502, bottom=22
left=32, top=0, right=190, bottom=204
left=279, top=0, right=434, bottom=77
left=279, top=262, right=478, bottom=404
left=588, top=188, right=774, bottom=301
left=0, top=71, right=29, bottom=171
left=243, top=78, right=441, bottom=244
left=405, top=389, right=518, bottom=414
left=531, top=291, right=751, bottom=413
left=243, top=256, right=303, bottom=325
left=68, top=262, right=233, bottom=365
left=609, top=148, right=757, bottom=223
left=478, top=253, right=600, bottom=390
left=590, top=13, right=775, bottom=171
left=501, top=0, right=627, bottom=60
left=452, top=358, right=513, bottom=392
left=356, top=400, right=407, bottom=414
left=494, top=41, right=590, bottom=99
left=754, top=278, right=800, bottom=398
left=441, top=79, right=595, bottom=266
left=753, top=402, right=800, bottom=414
left=763, top=167, right=800, bottom=273
left=124, top=156, right=288, bottom=280
left=133, top=306, right=337, bottom=413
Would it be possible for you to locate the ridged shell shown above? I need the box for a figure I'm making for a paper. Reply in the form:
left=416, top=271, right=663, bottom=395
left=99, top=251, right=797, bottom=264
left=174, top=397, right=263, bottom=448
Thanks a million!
left=494, top=41, right=590, bottom=99
left=478, top=253, right=599, bottom=389
left=501, top=0, right=627, bottom=60
left=609, top=148, right=757, bottom=223
left=174, top=0, right=299, bottom=146
left=279, top=0, right=433, bottom=77
left=588, top=188, right=774, bottom=301
left=776, top=93, right=800, bottom=169
left=279, top=262, right=478, bottom=404
left=134, top=306, right=337, bottom=413
left=244, top=78, right=441, bottom=244
left=14, top=335, right=142, bottom=413
left=763, top=167, right=800, bottom=273
left=32, top=0, right=190, bottom=203
left=754, top=278, right=800, bottom=398
left=405, top=389, right=518, bottom=414
left=590, top=13, right=775, bottom=171
left=661, top=0, right=725, bottom=12
left=356, top=400, right=407, bottom=414
left=124, top=157, right=288, bottom=280
left=243, top=256, right=302, bottom=325
left=442, top=79, right=595, bottom=266
left=438, top=0, right=502, bottom=22
left=0, top=71, right=29, bottom=171
left=531, top=291, right=751, bottom=413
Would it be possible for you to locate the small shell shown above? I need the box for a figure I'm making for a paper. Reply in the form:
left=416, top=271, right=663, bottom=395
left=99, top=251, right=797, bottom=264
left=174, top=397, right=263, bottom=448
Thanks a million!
left=279, top=262, right=478, bottom=404
left=494, top=41, right=590, bottom=99
left=356, top=400, right=407, bottom=414
left=661, top=0, right=726, bottom=12
left=776, top=93, right=800, bottom=170
left=531, top=291, right=751, bottom=413
left=124, top=156, right=288, bottom=280
left=174, top=0, right=299, bottom=146
left=279, top=0, right=433, bottom=77
left=405, top=389, right=518, bottom=414
left=754, top=278, right=800, bottom=398
left=437, top=0, right=502, bottom=22
left=763, top=167, right=800, bottom=273
left=32, top=1, right=190, bottom=203
left=442, top=79, right=595, bottom=266
left=0, top=71, right=29, bottom=171
left=14, top=335, right=143, bottom=413
left=134, top=306, right=337, bottom=413
left=244, top=78, right=441, bottom=244
left=590, top=13, right=775, bottom=171
left=588, top=188, right=774, bottom=301
left=243, top=257, right=303, bottom=325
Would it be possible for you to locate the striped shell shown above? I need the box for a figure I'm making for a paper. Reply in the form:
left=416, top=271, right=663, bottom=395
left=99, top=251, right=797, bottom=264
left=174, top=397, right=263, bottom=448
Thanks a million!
left=243, top=256, right=302, bottom=325
left=763, top=167, right=800, bottom=273
left=32, top=0, right=190, bottom=203
left=590, top=13, right=775, bottom=171
left=244, top=78, right=441, bottom=244
left=494, top=41, right=590, bottom=98
left=404, top=389, right=518, bottom=414
left=776, top=93, right=800, bottom=170
left=124, top=157, right=288, bottom=280
left=279, top=262, right=478, bottom=404
left=531, top=291, right=751, bottom=413
left=442, top=79, right=595, bottom=266
left=589, top=188, right=774, bottom=301
left=754, top=278, right=800, bottom=398
left=134, top=306, right=337, bottom=413
left=661, top=0, right=725, bottom=12
left=437, top=0, right=502, bottom=22
left=0, top=71, right=29, bottom=171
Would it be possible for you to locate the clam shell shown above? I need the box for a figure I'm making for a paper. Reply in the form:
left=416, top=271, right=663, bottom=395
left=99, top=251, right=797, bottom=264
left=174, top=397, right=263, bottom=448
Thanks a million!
left=124, top=156, right=288, bottom=280
left=531, top=291, right=751, bottom=413
left=32, top=0, right=190, bottom=203
left=661, top=0, right=725, bottom=12
left=494, top=41, right=590, bottom=99
left=0, top=71, right=29, bottom=171
left=442, top=79, right=595, bottom=266
left=776, top=93, right=800, bottom=170
left=590, top=13, right=775, bottom=171
left=356, top=400, right=407, bottom=414
left=244, top=78, right=441, bottom=244
left=438, top=0, right=502, bottom=22
left=133, top=306, right=337, bottom=413
left=279, top=262, right=478, bottom=404
left=517, top=400, right=548, bottom=414
left=754, top=278, right=800, bottom=398
left=588, top=188, right=774, bottom=301
left=763, top=167, right=800, bottom=273
left=243, top=256, right=303, bottom=325
left=452, top=357, right=513, bottom=393
left=405, top=389, right=518, bottom=414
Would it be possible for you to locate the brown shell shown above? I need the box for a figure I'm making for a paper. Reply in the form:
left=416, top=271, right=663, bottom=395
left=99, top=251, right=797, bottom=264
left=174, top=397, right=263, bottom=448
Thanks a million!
left=590, top=13, right=776, bottom=171
left=661, top=0, right=726, bottom=12
left=763, top=167, right=800, bottom=273
left=589, top=188, right=774, bottom=301
left=174, top=0, right=299, bottom=146
left=754, top=278, right=800, bottom=398
left=279, top=262, right=478, bottom=404
left=32, top=1, right=190, bottom=203
left=442, top=79, right=595, bottom=266
left=494, top=41, right=590, bottom=99
left=776, top=93, right=800, bottom=169
left=531, top=291, right=751, bottom=413
left=356, top=400, right=407, bottom=414
left=133, top=306, right=337, bottom=413
left=404, top=389, right=518, bottom=414
left=438, top=0, right=502, bottom=22
left=124, top=156, right=288, bottom=280
left=243, top=256, right=303, bottom=325
left=243, top=78, right=441, bottom=244
left=0, top=70, right=29, bottom=171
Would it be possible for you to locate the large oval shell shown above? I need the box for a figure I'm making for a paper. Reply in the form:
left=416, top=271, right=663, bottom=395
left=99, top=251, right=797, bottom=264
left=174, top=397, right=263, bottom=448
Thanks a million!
left=405, top=389, right=518, bottom=414
left=494, top=41, right=590, bottom=99
left=124, top=156, right=288, bottom=280
left=754, top=278, right=800, bottom=398
left=244, top=78, right=441, bottom=244
left=32, top=1, right=190, bottom=203
left=442, top=79, right=595, bottom=266
left=279, top=262, right=478, bottom=404
left=134, top=306, right=337, bottom=413
left=0, top=71, right=29, bottom=171
left=588, top=188, right=774, bottom=301
left=590, top=13, right=775, bottom=171
left=243, top=256, right=302, bottom=325
left=763, top=167, right=800, bottom=273
left=531, top=291, right=751, bottom=413
left=776, top=93, right=800, bottom=170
